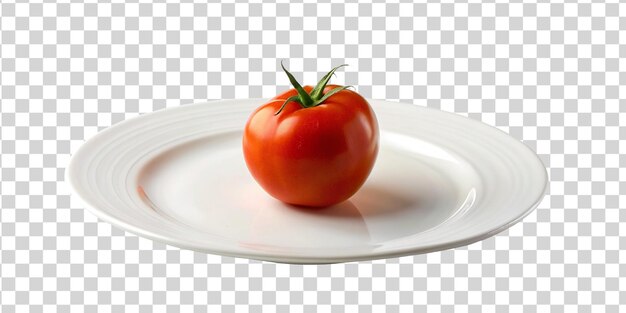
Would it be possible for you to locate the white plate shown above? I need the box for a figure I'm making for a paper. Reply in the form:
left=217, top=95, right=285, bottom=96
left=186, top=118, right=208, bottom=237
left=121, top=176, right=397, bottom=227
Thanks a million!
left=67, top=99, right=547, bottom=264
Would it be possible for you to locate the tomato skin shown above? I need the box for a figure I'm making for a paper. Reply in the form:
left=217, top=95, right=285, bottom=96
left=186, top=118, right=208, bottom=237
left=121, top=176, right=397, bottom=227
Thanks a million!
left=243, top=85, right=379, bottom=207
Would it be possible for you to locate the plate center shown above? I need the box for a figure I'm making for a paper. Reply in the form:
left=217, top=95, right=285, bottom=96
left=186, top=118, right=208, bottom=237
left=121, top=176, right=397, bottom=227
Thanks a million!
left=137, top=131, right=478, bottom=249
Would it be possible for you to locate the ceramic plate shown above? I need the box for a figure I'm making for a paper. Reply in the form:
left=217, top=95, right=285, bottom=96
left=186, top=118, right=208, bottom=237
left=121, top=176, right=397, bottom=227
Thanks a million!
left=67, top=99, right=547, bottom=264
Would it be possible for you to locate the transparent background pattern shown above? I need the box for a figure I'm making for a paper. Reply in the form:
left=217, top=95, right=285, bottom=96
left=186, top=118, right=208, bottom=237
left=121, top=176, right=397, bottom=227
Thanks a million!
left=1, top=1, right=624, bottom=312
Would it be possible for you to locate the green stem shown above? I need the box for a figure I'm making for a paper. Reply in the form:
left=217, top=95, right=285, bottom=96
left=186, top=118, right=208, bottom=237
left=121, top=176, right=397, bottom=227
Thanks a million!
left=275, top=62, right=350, bottom=115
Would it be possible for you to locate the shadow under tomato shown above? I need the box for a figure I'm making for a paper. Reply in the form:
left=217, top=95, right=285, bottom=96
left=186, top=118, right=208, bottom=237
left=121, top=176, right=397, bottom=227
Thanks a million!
left=285, top=200, right=364, bottom=219
left=243, top=184, right=425, bottom=251
left=286, top=184, right=419, bottom=219
left=350, top=184, right=419, bottom=217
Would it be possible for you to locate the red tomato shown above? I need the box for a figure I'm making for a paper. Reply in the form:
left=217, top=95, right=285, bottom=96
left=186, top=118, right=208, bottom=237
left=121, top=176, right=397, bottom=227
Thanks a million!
left=243, top=64, right=379, bottom=207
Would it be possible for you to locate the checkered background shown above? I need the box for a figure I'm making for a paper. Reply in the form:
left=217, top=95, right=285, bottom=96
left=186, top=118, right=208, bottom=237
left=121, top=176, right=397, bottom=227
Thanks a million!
left=0, top=1, right=624, bottom=312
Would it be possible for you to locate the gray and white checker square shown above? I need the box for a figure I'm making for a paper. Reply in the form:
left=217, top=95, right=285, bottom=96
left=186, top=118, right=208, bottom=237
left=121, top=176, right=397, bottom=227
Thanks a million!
left=0, top=1, right=624, bottom=312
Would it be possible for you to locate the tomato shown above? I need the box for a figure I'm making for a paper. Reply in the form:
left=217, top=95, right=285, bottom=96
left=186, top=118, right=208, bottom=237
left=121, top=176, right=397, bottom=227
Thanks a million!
left=243, top=64, right=379, bottom=207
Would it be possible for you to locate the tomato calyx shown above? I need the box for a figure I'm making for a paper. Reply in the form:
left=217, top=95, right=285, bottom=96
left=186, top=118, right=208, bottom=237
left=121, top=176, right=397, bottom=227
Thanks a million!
left=275, top=61, right=352, bottom=115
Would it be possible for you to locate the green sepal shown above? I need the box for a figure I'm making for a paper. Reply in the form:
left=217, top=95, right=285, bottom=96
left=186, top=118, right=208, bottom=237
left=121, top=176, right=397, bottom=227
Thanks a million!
left=309, top=64, right=348, bottom=101
left=274, top=95, right=301, bottom=116
left=281, top=61, right=313, bottom=107
left=311, top=86, right=351, bottom=106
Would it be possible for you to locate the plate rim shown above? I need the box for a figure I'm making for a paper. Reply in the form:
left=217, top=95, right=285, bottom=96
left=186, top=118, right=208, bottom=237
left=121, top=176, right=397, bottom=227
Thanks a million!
left=66, top=99, right=549, bottom=264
